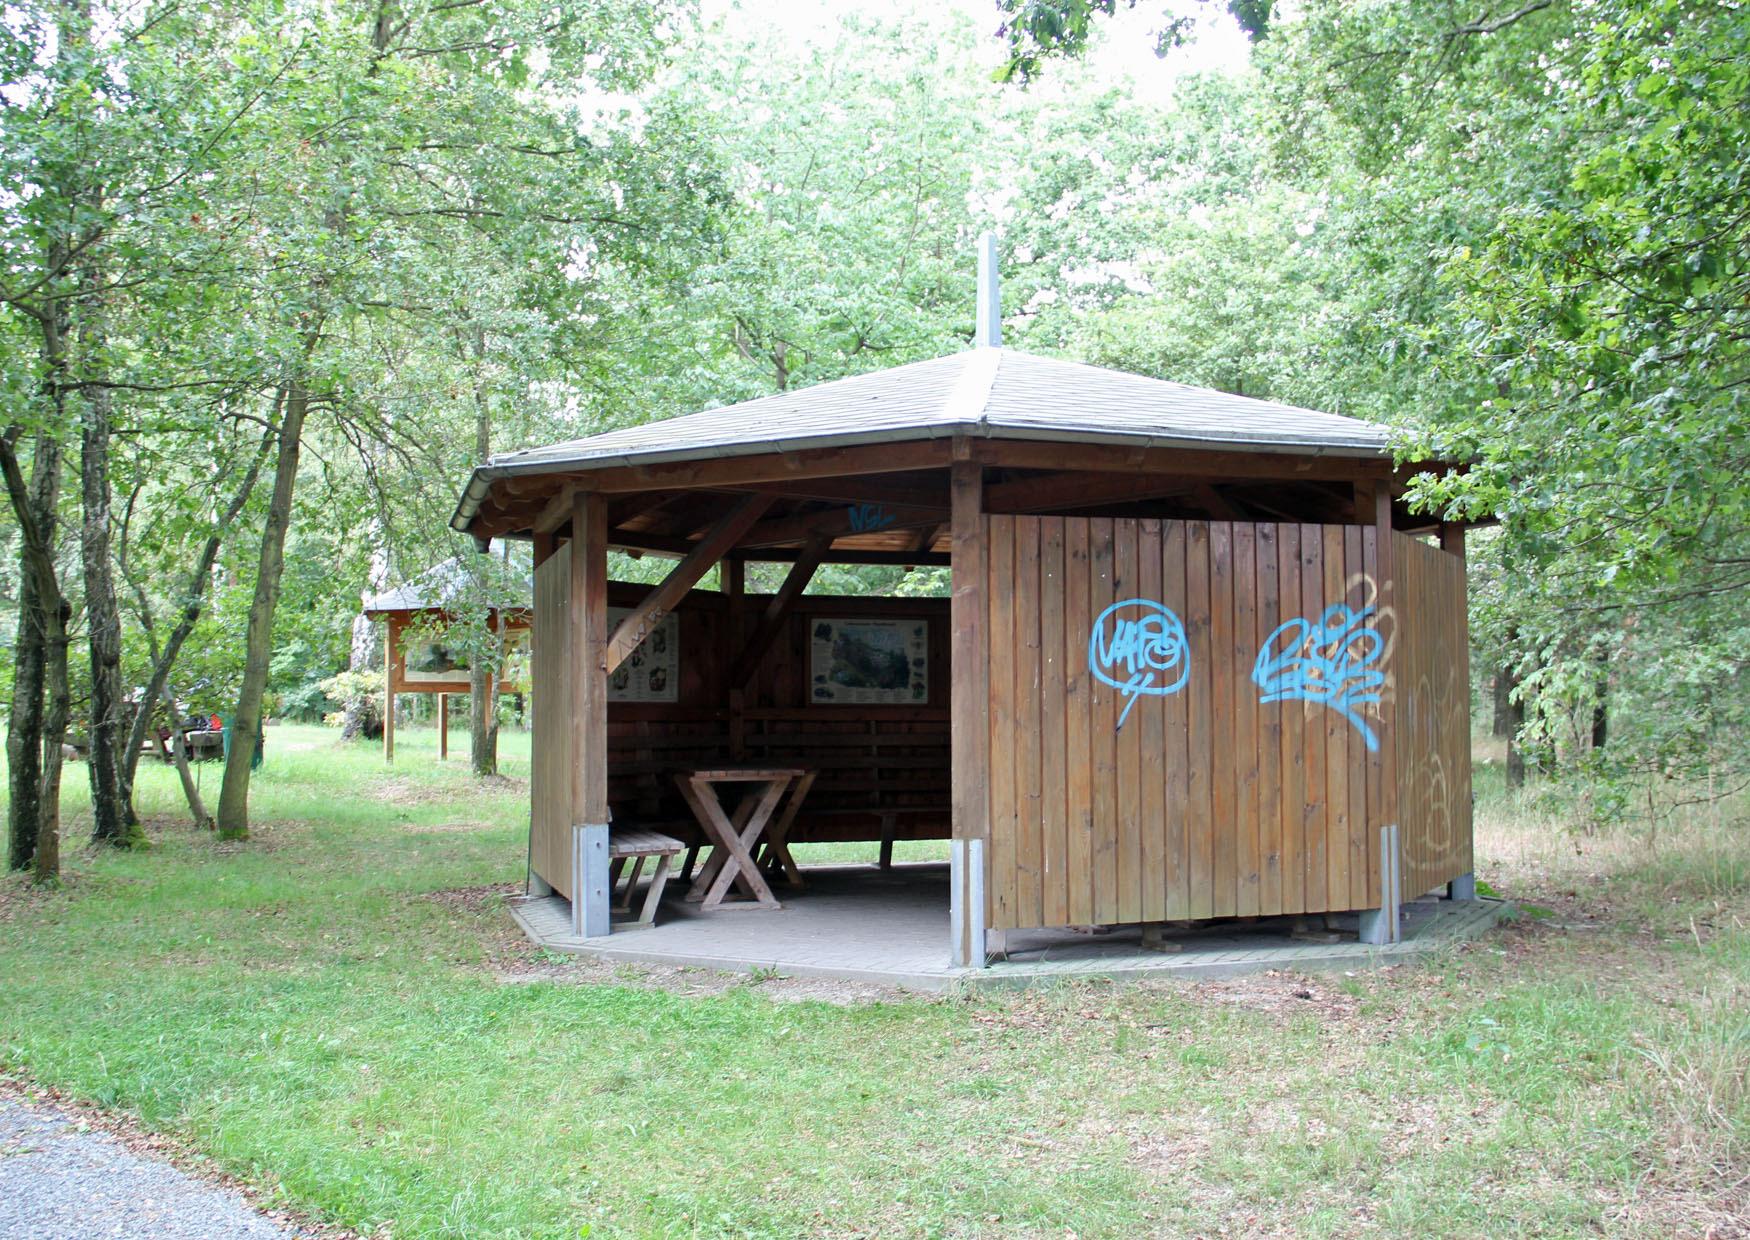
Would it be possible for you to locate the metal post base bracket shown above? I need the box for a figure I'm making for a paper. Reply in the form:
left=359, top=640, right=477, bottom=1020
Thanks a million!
left=571, top=823, right=611, bottom=939
left=1359, top=823, right=1402, bottom=946
left=1447, top=872, right=1478, bottom=901
left=949, top=838, right=987, bottom=968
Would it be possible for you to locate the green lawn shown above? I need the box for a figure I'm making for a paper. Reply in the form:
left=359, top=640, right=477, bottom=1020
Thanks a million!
left=1, top=725, right=1744, bottom=1238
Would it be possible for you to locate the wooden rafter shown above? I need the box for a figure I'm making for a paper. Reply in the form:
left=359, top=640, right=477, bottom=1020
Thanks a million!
left=605, top=493, right=776, bottom=674
left=1193, top=484, right=1238, bottom=520
left=606, top=490, right=680, bottom=528
left=983, top=471, right=1197, bottom=514
left=745, top=476, right=950, bottom=509
left=531, top=484, right=578, bottom=535
left=738, top=502, right=944, bottom=549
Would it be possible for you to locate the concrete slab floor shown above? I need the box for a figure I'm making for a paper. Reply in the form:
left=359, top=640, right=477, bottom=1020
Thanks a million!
left=510, top=862, right=1512, bottom=993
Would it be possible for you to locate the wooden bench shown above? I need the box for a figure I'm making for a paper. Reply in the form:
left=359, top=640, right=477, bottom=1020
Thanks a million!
left=607, top=828, right=686, bottom=926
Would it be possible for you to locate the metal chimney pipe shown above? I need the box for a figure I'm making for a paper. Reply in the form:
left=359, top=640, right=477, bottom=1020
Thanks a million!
left=975, top=231, right=1002, bottom=348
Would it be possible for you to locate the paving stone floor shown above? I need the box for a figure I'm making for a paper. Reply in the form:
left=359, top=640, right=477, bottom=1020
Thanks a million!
left=513, top=862, right=1509, bottom=992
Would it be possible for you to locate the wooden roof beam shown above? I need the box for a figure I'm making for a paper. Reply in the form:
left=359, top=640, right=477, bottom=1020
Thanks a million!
left=968, top=439, right=1392, bottom=483
left=583, top=439, right=954, bottom=494
left=604, top=492, right=776, bottom=674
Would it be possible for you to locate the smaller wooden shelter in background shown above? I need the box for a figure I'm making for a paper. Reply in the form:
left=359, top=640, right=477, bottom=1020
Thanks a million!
left=362, top=554, right=529, bottom=761
left=448, top=239, right=1475, bottom=968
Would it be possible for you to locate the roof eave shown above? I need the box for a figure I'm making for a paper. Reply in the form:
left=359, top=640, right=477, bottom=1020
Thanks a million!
left=450, top=420, right=1396, bottom=536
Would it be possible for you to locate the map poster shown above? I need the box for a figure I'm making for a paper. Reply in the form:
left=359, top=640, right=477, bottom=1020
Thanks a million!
left=809, top=617, right=928, bottom=705
left=401, top=635, right=471, bottom=686
left=607, top=606, right=679, bottom=703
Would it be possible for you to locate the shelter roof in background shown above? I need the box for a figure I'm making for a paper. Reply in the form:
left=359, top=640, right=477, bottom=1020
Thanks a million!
left=362, top=545, right=531, bottom=616
left=451, top=347, right=1397, bottom=533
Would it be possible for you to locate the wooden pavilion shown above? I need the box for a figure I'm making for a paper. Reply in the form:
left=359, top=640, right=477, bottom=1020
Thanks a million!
left=361, top=553, right=529, bottom=762
left=450, top=241, right=1474, bottom=967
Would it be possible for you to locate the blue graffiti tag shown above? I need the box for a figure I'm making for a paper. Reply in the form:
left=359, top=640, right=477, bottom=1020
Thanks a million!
left=1088, top=599, right=1191, bottom=731
left=1252, top=604, right=1384, bottom=752
left=846, top=503, right=896, bottom=533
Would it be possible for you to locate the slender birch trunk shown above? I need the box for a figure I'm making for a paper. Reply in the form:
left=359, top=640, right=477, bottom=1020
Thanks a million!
left=162, top=683, right=212, bottom=830
left=466, top=324, right=497, bottom=776
left=215, top=379, right=310, bottom=839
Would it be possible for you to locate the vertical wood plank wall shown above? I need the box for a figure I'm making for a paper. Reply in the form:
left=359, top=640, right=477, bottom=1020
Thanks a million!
left=530, top=550, right=573, bottom=898
left=1393, top=532, right=1474, bottom=896
left=983, top=514, right=1469, bottom=931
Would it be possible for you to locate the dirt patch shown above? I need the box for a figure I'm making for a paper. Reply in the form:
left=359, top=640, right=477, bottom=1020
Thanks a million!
left=427, top=882, right=521, bottom=915
left=0, top=873, right=86, bottom=925
left=206, top=821, right=304, bottom=857
left=368, top=777, right=460, bottom=808
left=0, top=1076, right=365, bottom=1239
left=401, top=820, right=495, bottom=835
left=1181, top=970, right=1365, bottom=1022
left=472, top=773, right=528, bottom=794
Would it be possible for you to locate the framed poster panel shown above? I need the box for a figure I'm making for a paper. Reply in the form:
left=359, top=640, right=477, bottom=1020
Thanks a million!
left=809, top=617, right=928, bottom=705
left=607, top=606, right=679, bottom=703
left=389, top=617, right=526, bottom=694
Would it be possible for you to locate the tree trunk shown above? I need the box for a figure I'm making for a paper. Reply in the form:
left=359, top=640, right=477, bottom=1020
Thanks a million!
left=8, top=525, right=46, bottom=873
left=469, top=634, right=498, bottom=776
left=118, top=419, right=276, bottom=813
left=2, top=422, right=68, bottom=881
left=1505, top=672, right=1527, bottom=790
left=36, top=590, right=70, bottom=884
left=1491, top=670, right=1512, bottom=738
left=162, top=683, right=212, bottom=830
left=216, top=380, right=310, bottom=839
left=1590, top=649, right=1609, bottom=752
left=464, top=322, right=498, bottom=776
left=80, top=307, right=135, bottom=847
left=4, top=435, right=55, bottom=870
left=340, top=538, right=387, bottom=741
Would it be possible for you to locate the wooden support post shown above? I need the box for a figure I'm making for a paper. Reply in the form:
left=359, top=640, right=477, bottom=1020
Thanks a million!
left=383, top=620, right=395, bottom=764
left=605, top=492, right=776, bottom=674
left=570, top=491, right=611, bottom=938
left=437, top=693, right=449, bottom=761
left=1373, top=483, right=1400, bottom=913
left=950, top=456, right=989, bottom=967
left=725, top=557, right=747, bottom=760
left=728, top=533, right=829, bottom=689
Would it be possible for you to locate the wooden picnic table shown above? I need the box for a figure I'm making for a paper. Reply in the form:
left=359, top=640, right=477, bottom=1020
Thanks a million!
left=672, top=766, right=816, bottom=912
